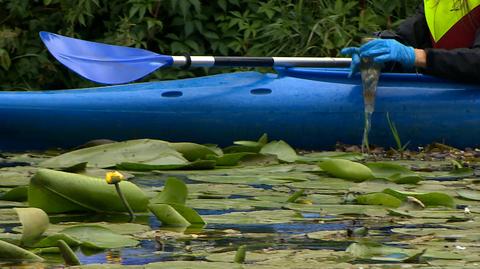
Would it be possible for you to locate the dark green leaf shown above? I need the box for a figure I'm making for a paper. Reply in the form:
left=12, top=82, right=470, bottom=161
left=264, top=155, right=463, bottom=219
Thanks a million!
left=355, top=193, right=402, bottom=208
left=61, top=225, right=139, bottom=249
left=260, top=140, right=297, bottom=163
left=28, top=169, right=149, bottom=213
left=150, top=177, right=187, bottom=205
left=58, top=239, right=81, bottom=265
left=319, top=159, right=374, bottom=182
left=0, top=186, right=28, bottom=202
left=0, top=239, right=43, bottom=262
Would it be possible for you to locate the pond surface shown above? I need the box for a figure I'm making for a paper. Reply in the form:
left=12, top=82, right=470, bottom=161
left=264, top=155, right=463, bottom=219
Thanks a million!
left=1, top=139, right=480, bottom=268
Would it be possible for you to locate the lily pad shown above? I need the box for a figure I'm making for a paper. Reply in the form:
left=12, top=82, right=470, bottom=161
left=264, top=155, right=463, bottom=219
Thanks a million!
left=318, top=159, right=374, bottom=182
left=167, top=142, right=219, bottom=161
left=346, top=241, right=421, bottom=262
left=297, top=152, right=364, bottom=163
left=60, top=225, right=139, bottom=249
left=0, top=239, right=44, bottom=262
left=210, top=152, right=258, bottom=166
left=284, top=203, right=388, bottom=217
left=28, top=169, right=149, bottom=213
left=146, top=261, right=242, bottom=269
left=117, top=160, right=216, bottom=171
left=150, top=177, right=187, bottom=205
left=31, top=233, right=82, bottom=248
left=40, top=139, right=188, bottom=169
left=355, top=193, right=403, bottom=208
left=383, top=188, right=455, bottom=208
left=0, top=186, right=28, bottom=202
left=366, top=162, right=415, bottom=178
left=187, top=198, right=282, bottom=211
left=260, top=140, right=298, bottom=163
left=0, top=167, right=36, bottom=187
left=203, top=210, right=303, bottom=224
left=149, top=204, right=205, bottom=227
left=14, top=208, right=49, bottom=245
left=457, top=189, right=480, bottom=201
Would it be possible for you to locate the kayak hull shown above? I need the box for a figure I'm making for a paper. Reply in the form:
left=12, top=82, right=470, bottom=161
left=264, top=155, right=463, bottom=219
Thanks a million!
left=1, top=68, right=479, bottom=150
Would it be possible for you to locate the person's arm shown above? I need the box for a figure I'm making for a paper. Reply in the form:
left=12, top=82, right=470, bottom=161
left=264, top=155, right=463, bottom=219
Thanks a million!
left=414, top=49, right=427, bottom=68
left=422, top=45, right=480, bottom=82
left=393, top=4, right=480, bottom=82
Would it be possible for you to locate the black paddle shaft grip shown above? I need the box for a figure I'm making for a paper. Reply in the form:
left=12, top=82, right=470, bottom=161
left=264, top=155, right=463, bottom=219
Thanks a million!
left=213, top=57, right=274, bottom=67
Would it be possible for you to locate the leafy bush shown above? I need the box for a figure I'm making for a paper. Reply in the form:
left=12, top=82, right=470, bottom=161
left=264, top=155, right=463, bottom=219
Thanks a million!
left=0, top=0, right=419, bottom=90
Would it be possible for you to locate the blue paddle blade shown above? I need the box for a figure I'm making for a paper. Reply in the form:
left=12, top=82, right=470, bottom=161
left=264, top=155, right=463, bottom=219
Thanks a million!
left=39, top=31, right=174, bottom=84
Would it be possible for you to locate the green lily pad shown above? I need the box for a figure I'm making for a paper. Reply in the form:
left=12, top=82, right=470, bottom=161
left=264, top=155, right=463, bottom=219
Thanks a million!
left=288, top=177, right=355, bottom=191
left=167, top=142, right=219, bottom=161
left=46, top=222, right=151, bottom=237
left=224, top=134, right=268, bottom=154
left=188, top=175, right=305, bottom=185
left=203, top=210, right=303, bottom=224
left=284, top=203, right=388, bottom=217
left=346, top=241, right=419, bottom=262
left=149, top=204, right=205, bottom=227
left=58, top=239, right=81, bottom=265
left=31, top=233, right=82, bottom=248
left=260, top=140, right=298, bottom=163
left=0, top=239, right=44, bottom=262
left=187, top=184, right=276, bottom=198
left=457, top=189, right=480, bottom=201
left=14, top=207, right=49, bottom=245
left=209, top=152, right=258, bottom=166
left=389, top=175, right=423, bottom=184
left=0, top=200, right=26, bottom=209
left=307, top=230, right=350, bottom=241
left=117, top=160, right=216, bottom=171
left=187, top=198, right=282, bottom=211
left=0, top=186, right=28, bottom=202
left=206, top=248, right=349, bottom=267
left=28, top=169, right=149, bottom=213
left=234, top=133, right=268, bottom=148
left=60, top=225, right=139, bottom=249
left=149, top=177, right=205, bottom=227
left=383, top=188, right=455, bottom=208
left=297, top=152, right=364, bottom=163
left=150, top=177, right=187, bottom=205
left=0, top=167, right=36, bottom=187
left=40, top=139, right=188, bottom=169
left=146, top=261, right=242, bottom=269
left=387, top=209, right=466, bottom=219
left=366, top=162, right=415, bottom=178
left=318, top=159, right=374, bottom=182
left=355, top=193, right=403, bottom=208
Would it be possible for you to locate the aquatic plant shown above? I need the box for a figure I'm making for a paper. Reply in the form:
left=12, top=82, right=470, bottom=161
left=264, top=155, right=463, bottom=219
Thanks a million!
left=386, top=112, right=410, bottom=158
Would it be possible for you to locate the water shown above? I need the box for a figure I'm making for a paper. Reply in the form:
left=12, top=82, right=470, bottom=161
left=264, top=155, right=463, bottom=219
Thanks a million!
left=360, top=57, right=381, bottom=153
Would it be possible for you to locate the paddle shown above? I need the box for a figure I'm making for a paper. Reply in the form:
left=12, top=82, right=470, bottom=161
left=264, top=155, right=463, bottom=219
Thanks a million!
left=39, top=31, right=352, bottom=84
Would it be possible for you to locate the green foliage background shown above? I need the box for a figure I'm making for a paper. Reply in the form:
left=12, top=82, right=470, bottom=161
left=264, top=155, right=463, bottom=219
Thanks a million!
left=0, top=0, right=419, bottom=90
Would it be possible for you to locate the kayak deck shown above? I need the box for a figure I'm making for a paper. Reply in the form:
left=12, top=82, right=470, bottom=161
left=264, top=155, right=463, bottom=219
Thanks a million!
left=1, top=68, right=479, bottom=150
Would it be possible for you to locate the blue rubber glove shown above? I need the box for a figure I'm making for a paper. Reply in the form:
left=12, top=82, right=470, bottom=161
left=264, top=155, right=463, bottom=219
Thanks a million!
left=360, top=39, right=415, bottom=67
left=341, top=39, right=415, bottom=77
left=340, top=47, right=361, bottom=78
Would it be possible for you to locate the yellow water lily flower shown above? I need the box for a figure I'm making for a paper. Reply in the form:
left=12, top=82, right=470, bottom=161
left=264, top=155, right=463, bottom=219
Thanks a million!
left=105, top=171, right=124, bottom=184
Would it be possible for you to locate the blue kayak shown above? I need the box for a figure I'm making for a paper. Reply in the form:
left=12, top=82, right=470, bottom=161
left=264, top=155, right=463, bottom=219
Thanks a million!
left=0, top=68, right=478, bottom=151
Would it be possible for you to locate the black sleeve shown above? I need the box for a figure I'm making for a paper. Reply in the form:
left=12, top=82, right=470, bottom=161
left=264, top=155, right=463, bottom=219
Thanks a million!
left=424, top=34, right=480, bottom=82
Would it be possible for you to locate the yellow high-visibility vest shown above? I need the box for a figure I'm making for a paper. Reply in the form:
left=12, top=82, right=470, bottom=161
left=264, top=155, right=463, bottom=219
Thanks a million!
left=424, top=0, right=480, bottom=49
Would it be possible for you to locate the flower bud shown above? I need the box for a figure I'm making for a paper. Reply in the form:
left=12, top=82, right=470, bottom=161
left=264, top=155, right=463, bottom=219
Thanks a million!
left=105, top=171, right=124, bottom=184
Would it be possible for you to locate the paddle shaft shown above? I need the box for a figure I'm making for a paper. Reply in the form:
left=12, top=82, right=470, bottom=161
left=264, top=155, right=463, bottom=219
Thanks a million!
left=171, top=56, right=351, bottom=68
